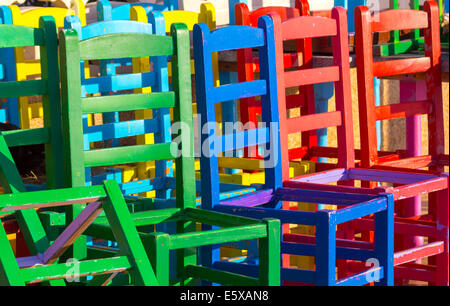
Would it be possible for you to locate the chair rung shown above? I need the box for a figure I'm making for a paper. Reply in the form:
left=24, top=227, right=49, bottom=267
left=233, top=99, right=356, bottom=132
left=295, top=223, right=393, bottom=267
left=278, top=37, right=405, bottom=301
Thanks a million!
left=17, top=256, right=44, bottom=269
left=394, top=241, right=444, bottom=266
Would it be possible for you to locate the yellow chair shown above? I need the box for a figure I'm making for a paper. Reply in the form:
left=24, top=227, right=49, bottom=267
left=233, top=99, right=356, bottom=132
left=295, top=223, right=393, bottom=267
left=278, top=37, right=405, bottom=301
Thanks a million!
left=8, top=2, right=86, bottom=129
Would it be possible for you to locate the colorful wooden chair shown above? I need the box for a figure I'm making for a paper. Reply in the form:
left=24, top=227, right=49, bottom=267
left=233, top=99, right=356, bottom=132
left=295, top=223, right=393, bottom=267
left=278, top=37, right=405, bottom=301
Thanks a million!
left=0, top=16, right=66, bottom=273
left=0, top=2, right=86, bottom=129
left=218, top=0, right=315, bottom=189
left=0, top=180, right=157, bottom=286
left=278, top=3, right=448, bottom=286
left=355, top=2, right=448, bottom=285
left=59, top=23, right=280, bottom=286
left=97, top=0, right=178, bottom=22
left=195, top=12, right=394, bottom=286
left=136, top=3, right=222, bottom=190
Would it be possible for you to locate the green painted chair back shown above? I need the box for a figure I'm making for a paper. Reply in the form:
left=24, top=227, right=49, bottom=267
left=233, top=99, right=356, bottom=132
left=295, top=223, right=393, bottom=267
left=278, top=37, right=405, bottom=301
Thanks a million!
left=0, top=17, right=66, bottom=276
left=59, top=24, right=196, bottom=259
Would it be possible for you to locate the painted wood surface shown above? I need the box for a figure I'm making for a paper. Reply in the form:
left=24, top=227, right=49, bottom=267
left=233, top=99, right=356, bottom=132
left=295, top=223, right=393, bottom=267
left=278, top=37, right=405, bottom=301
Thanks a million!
left=0, top=2, right=86, bottom=128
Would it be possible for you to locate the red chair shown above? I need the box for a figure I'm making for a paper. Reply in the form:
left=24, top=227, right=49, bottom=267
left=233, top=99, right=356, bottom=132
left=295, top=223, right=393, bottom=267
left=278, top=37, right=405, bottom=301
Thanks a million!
left=277, top=3, right=448, bottom=286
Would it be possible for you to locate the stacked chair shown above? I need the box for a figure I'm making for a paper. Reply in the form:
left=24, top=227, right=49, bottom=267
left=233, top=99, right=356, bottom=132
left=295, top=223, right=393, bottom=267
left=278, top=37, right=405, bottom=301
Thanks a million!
left=195, top=9, right=395, bottom=286
left=0, top=17, right=155, bottom=286
left=57, top=20, right=280, bottom=285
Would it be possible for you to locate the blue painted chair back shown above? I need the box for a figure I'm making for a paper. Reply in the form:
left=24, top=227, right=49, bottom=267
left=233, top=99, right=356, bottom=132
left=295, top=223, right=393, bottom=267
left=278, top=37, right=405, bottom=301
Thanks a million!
left=194, top=17, right=282, bottom=211
left=64, top=15, right=172, bottom=198
left=97, top=0, right=178, bottom=21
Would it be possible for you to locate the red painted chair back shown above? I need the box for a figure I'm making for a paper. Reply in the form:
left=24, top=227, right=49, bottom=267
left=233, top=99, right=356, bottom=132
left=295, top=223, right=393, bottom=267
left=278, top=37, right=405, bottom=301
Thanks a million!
left=271, top=7, right=355, bottom=181
left=234, top=1, right=314, bottom=158
left=355, top=1, right=444, bottom=170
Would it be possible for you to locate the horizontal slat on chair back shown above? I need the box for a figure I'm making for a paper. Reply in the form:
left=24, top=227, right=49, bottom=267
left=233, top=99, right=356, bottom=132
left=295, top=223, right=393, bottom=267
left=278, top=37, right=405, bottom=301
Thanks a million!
left=81, top=92, right=175, bottom=114
left=84, top=142, right=177, bottom=168
left=373, top=57, right=431, bottom=78
left=249, top=7, right=300, bottom=26
left=84, top=119, right=159, bottom=143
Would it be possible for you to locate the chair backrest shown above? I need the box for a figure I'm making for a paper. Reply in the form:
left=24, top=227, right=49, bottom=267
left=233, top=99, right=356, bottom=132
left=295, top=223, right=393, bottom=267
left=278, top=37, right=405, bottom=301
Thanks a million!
left=355, top=1, right=444, bottom=169
left=374, top=0, right=445, bottom=56
left=272, top=7, right=354, bottom=181
left=0, top=17, right=64, bottom=190
left=194, top=17, right=282, bottom=209
left=59, top=22, right=195, bottom=204
left=97, top=0, right=177, bottom=21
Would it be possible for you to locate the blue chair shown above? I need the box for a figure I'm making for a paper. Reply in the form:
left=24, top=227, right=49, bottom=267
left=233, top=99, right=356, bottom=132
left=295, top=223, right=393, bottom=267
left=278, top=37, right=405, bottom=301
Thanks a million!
left=194, top=13, right=394, bottom=286
left=97, top=0, right=178, bottom=22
